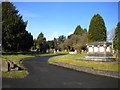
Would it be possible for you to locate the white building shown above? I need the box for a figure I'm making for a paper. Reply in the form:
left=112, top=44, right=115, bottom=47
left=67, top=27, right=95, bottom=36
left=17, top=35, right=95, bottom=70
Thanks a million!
left=85, top=41, right=115, bottom=61
left=87, top=42, right=112, bottom=53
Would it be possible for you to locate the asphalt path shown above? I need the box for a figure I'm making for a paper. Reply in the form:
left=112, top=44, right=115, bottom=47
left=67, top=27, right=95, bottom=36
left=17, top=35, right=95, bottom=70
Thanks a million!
left=2, top=54, right=119, bottom=88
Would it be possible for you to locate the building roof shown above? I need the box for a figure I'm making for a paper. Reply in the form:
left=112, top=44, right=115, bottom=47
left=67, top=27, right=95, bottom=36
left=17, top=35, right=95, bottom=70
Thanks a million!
left=87, top=41, right=112, bottom=45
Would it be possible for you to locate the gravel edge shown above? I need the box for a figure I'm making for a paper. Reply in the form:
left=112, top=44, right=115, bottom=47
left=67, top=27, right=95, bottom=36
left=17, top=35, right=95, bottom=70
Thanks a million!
left=48, top=61, right=120, bottom=79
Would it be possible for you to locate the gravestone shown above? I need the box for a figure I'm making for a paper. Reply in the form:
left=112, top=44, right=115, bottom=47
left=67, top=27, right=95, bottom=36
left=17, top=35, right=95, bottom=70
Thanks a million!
left=2, top=59, right=21, bottom=72
left=2, top=60, right=8, bottom=72
left=69, top=50, right=77, bottom=54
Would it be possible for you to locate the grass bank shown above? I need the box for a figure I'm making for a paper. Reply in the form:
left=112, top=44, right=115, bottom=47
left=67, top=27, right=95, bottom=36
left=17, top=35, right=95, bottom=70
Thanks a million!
left=48, top=53, right=120, bottom=72
left=2, top=54, right=35, bottom=78
left=2, top=52, right=68, bottom=78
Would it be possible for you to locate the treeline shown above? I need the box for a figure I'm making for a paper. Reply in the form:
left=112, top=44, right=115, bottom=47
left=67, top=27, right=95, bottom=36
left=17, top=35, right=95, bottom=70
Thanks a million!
left=2, top=2, right=120, bottom=56
left=32, top=33, right=66, bottom=53
left=58, top=25, right=87, bottom=53
left=32, top=25, right=87, bottom=53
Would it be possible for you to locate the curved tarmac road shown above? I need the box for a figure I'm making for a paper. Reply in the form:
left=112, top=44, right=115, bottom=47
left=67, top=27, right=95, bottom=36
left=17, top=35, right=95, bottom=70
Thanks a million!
left=2, top=55, right=119, bottom=88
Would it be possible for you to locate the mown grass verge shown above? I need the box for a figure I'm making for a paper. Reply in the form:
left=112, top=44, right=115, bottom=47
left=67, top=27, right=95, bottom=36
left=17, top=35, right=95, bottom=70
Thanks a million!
left=2, top=52, right=68, bottom=78
left=2, top=54, right=35, bottom=78
left=2, top=70, right=29, bottom=78
left=37, top=52, right=68, bottom=57
left=2, top=55, right=35, bottom=68
left=48, top=53, right=120, bottom=72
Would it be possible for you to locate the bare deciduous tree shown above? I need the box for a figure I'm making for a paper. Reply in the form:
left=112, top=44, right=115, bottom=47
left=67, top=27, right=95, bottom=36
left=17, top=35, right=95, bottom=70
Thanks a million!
left=107, top=28, right=115, bottom=41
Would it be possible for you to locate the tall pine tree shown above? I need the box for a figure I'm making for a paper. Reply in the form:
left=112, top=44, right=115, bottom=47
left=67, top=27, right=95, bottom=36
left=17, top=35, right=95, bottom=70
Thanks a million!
left=73, top=25, right=84, bottom=35
left=2, top=2, right=33, bottom=51
left=88, top=14, right=107, bottom=43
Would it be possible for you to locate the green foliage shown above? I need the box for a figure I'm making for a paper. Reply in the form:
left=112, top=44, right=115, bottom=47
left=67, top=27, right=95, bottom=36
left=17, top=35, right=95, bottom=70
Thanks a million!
left=31, top=39, right=37, bottom=50
left=36, top=32, right=48, bottom=53
left=48, top=36, right=66, bottom=51
left=113, top=22, right=120, bottom=60
left=88, top=14, right=107, bottom=43
left=68, top=25, right=87, bottom=39
left=2, top=2, right=33, bottom=51
left=113, top=22, right=120, bottom=51
left=63, top=33, right=87, bottom=52
left=57, top=35, right=66, bottom=50
left=73, top=25, right=83, bottom=35
left=83, top=28, right=87, bottom=33
left=47, top=40, right=54, bottom=49
left=53, top=38, right=58, bottom=50
left=68, top=34, right=74, bottom=39
left=63, top=26, right=87, bottom=52
left=57, top=35, right=66, bottom=44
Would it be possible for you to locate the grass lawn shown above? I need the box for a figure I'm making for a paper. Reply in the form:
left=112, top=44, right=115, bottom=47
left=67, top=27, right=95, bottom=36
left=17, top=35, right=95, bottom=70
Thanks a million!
left=2, top=52, right=68, bottom=78
left=2, top=54, right=35, bottom=78
left=37, top=52, right=68, bottom=57
left=2, top=55, right=35, bottom=68
left=2, top=70, right=29, bottom=78
left=48, top=53, right=120, bottom=72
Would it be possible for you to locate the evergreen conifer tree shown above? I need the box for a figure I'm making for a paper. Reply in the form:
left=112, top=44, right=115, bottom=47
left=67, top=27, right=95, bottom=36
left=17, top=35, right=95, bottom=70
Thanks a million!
left=88, top=14, right=107, bottom=43
left=2, top=2, right=33, bottom=51
left=73, top=25, right=83, bottom=35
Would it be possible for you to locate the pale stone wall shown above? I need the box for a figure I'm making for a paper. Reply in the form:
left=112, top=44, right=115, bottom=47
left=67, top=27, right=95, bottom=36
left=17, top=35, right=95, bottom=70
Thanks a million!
left=88, top=47, right=93, bottom=52
left=100, top=46, right=104, bottom=52
left=86, top=42, right=114, bottom=61
left=94, top=47, right=98, bottom=52
left=106, top=46, right=111, bottom=52
left=87, top=42, right=112, bottom=53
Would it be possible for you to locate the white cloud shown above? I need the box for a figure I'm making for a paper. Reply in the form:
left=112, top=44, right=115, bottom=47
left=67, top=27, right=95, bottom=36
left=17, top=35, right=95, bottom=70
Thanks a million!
left=68, top=31, right=73, bottom=36
left=52, top=32, right=59, bottom=38
left=47, top=32, right=59, bottom=41
left=18, top=10, right=40, bottom=18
